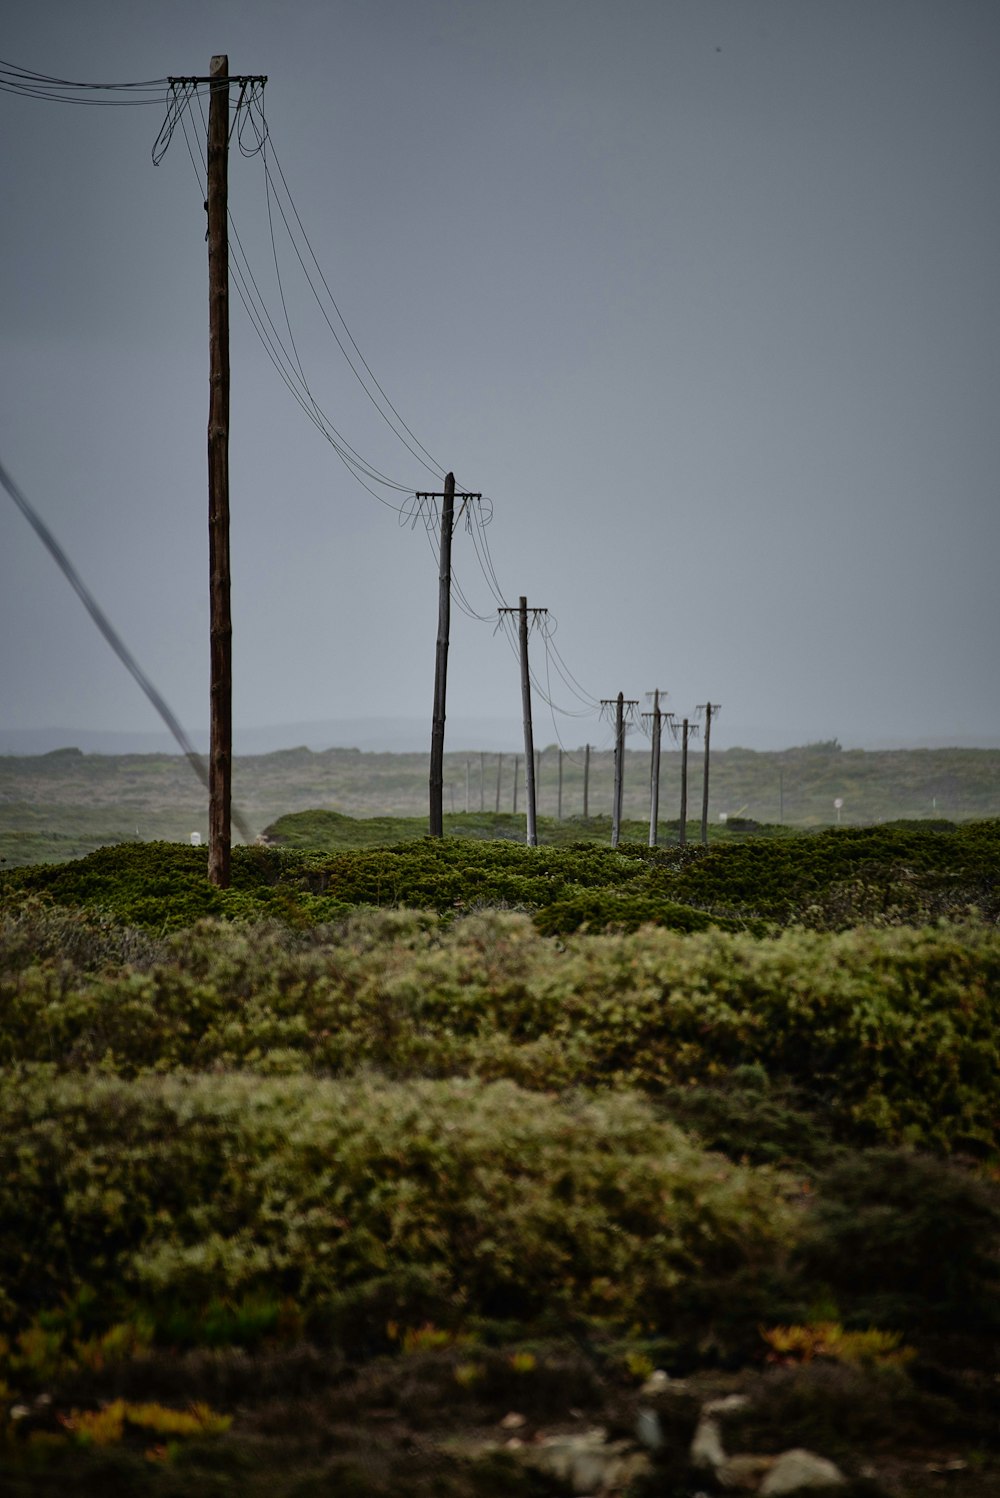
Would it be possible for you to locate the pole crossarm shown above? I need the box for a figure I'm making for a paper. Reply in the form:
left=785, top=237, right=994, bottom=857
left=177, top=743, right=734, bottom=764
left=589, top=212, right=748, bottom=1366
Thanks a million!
left=169, top=75, right=268, bottom=85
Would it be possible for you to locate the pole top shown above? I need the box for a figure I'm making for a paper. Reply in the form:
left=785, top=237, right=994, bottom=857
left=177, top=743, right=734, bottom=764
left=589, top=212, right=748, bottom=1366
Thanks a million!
left=211, top=55, right=229, bottom=75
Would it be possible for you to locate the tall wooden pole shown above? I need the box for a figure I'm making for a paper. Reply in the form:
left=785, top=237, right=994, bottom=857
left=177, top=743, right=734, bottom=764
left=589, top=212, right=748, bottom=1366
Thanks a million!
left=648, top=688, right=662, bottom=848
left=518, top=599, right=538, bottom=845
left=700, top=702, right=714, bottom=845
left=679, top=717, right=690, bottom=846
left=583, top=743, right=590, bottom=819
left=495, top=753, right=503, bottom=813
left=557, top=748, right=563, bottom=821
left=428, top=472, right=455, bottom=837
left=611, top=691, right=625, bottom=848
left=207, top=54, right=232, bottom=889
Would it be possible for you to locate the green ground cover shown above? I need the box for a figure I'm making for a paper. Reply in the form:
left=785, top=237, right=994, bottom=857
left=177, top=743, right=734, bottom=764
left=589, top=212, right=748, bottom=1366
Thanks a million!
left=1, top=823, right=998, bottom=1494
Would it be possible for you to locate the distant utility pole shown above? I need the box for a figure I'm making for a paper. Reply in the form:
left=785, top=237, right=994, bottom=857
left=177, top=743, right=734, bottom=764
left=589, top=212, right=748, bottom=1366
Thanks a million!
left=557, top=748, right=564, bottom=821
left=498, top=597, right=547, bottom=846
left=513, top=754, right=520, bottom=814
left=670, top=716, right=699, bottom=846
left=423, top=476, right=482, bottom=837
left=583, top=743, right=591, bottom=819
left=697, top=702, right=721, bottom=845
left=601, top=694, right=639, bottom=848
left=495, top=753, right=503, bottom=813
left=642, top=689, right=667, bottom=848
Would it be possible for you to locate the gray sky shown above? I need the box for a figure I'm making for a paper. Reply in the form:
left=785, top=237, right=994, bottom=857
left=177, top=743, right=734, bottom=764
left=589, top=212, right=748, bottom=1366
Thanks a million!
left=2, top=0, right=998, bottom=753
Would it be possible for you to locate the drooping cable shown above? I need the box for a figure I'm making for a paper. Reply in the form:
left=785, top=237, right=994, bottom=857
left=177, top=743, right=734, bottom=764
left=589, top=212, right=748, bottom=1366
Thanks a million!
left=0, top=456, right=254, bottom=843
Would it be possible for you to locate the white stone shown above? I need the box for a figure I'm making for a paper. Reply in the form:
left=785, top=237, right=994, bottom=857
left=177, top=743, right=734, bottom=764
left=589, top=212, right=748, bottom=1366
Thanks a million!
left=704, top=1393, right=751, bottom=1416
left=760, top=1448, right=847, bottom=1495
left=690, top=1415, right=727, bottom=1471
left=634, top=1406, right=663, bottom=1450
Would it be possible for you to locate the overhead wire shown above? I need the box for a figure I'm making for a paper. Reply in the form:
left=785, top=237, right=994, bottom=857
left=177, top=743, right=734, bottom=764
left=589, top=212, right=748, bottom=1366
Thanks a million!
left=0, top=456, right=255, bottom=843
left=177, top=93, right=419, bottom=511
left=6, top=58, right=613, bottom=754
left=0, top=56, right=172, bottom=105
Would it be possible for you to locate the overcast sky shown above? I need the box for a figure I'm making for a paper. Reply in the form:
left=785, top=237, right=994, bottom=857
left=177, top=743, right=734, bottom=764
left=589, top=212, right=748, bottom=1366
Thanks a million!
left=2, top=0, right=998, bottom=753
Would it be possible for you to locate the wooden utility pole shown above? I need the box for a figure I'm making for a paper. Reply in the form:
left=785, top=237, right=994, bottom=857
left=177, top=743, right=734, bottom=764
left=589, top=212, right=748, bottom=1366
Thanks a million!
left=601, top=694, right=638, bottom=848
left=513, top=754, right=520, bottom=814
left=674, top=716, right=699, bottom=846
left=697, top=702, right=721, bottom=845
left=583, top=743, right=590, bottom=819
left=498, top=597, right=547, bottom=847
left=206, top=54, right=232, bottom=889
left=495, top=753, right=503, bottom=813
left=428, top=472, right=455, bottom=837
left=557, top=748, right=563, bottom=820
left=643, top=689, right=665, bottom=848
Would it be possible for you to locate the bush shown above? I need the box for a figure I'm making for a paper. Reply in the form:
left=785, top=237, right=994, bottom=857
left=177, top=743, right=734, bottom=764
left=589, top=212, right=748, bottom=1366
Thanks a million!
left=0, top=1071, right=794, bottom=1352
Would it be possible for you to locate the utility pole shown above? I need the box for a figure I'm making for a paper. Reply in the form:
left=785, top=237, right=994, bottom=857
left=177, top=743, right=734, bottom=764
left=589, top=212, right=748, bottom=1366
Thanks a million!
left=495, top=753, right=503, bottom=813
left=671, top=716, right=699, bottom=846
left=642, top=689, right=666, bottom=848
left=206, top=54, right=232, bottom=889
left=465, top=758, right=470, bottom=814
left=513, top=754, right=520, bottom=814
left=498, top=597, right=547, bottom=847
left=422, top=478, right=482, bottom=837
left=697, top=702, right=721, bottom=846
left=601, top=694, right=639, bottom=848
left=162, top=60, right=265, bottom=887
left=427, top=473, right=453, bottom=838
left=583, top=743, right=590, bottom=819
left=557, top=748, right=563, bottom=820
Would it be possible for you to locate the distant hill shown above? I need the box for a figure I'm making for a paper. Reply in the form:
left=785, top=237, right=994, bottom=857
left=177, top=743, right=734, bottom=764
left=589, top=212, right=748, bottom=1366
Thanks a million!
left=3, top=719, right=999, bottom=757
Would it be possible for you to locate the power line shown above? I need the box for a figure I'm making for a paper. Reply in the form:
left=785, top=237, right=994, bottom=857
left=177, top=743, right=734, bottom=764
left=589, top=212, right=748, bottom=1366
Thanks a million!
left=0, top=456, right=254, bottom=843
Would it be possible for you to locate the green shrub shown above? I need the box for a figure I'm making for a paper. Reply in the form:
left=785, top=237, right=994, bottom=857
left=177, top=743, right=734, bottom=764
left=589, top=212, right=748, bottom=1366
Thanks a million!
left=0, top=1071, right=794, bottom=1352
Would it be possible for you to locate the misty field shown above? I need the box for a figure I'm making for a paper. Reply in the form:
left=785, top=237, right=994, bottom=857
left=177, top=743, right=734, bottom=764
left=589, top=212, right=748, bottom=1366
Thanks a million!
left=1, top=819, right=998, bottom=1494
left=1, top=740, right=999, bottom=868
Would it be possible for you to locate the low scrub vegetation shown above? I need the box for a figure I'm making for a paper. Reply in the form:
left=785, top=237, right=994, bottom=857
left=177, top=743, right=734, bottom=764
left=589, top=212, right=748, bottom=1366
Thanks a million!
left=1, top=822, right=998, bottom=1493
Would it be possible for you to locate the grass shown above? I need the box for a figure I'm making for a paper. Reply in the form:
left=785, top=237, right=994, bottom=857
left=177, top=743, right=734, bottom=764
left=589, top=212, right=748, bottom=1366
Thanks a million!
left=2, top=741, right=999, bottom=866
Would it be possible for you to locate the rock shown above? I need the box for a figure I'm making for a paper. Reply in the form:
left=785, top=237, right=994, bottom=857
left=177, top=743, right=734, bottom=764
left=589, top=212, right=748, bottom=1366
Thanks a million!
left=690, top=1415, right=727, bottom=1471
left=524, top=1430, right=650, bottom=1495
left=719, top=1453, right=777, bottom=1490
left=640, top=1368, right=672, bottom=1395
left=634, top=1406, right=664, bottom=1451
left=704, top=1393, right=751, bottom=1417
left=760, top=1448, right=847, bottom=1494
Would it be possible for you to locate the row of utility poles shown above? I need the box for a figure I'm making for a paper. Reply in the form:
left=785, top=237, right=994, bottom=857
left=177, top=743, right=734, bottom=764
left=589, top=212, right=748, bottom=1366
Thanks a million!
left=422, top=468, right=722, bottom=852
left=196, top=55, right=717, bottom=880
